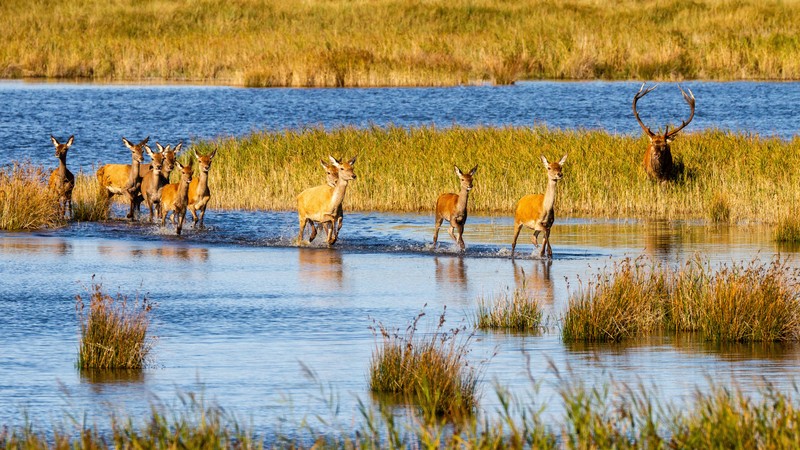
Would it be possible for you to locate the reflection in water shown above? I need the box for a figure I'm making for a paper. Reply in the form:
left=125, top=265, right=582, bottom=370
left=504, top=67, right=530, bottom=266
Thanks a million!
left=643, top=220, right=680, bottom=259
left=513, top=259, right=554, bottom=303
left=672, top=333, right=800, bottom=362
left=80, top=369, right=145, bottom=393
left=131, top=246, right=210, bottom=262
left=298, top=248, right=343, bottom=286
left=434, top=257, right=466, bottom=288
left=0, top=237, right=72, bottom=255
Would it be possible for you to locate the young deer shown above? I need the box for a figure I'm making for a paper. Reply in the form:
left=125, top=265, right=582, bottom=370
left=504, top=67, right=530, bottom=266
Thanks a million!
left=96, top=136, right=149, bottom=219
left=160, top=162, right=193, bottom=235
left=511, top=154, right=567, bottom=259
left=433, top=165, right=477, bottom=251
left=319, top=159, right=343, bottom=235
left=188, top=149, right=216, bottom=228
left=140, top=144, right=170, bottom=222
left=48, top=135, right=75, bottom=219
left=296, top=156, right=357, bottom=246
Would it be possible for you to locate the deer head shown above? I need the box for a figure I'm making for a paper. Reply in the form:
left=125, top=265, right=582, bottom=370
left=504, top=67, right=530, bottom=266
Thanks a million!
left=50, top=135, right=74, bottom=160
left=541, top=154, right=567, bottom=182
left=194, top=149, right=217, bottom=173
left=329, top=156, right=357, bottom=182
left=454, top=165, right=477, bottom=192
left=122, top=136, right=149, bottom=163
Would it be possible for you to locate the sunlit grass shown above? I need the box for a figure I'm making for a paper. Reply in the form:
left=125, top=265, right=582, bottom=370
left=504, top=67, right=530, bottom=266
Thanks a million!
left=3, top=0, right=800, bottom=85
left=476, top=286, right=544, bottom=332
left=75, top=281, right=155, bottom=370
left=71, top=173, right=110, bottom=222
left=0, top=163, right=64, bottom=231
left=774, top=211, right=800, bottom=244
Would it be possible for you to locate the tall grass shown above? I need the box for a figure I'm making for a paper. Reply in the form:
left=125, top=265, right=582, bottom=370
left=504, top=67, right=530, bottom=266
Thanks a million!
left=71, top=173, right=110, bottom=222
left=774, top=210, right=800, bottom=244
left=75, top=281, right=155, bottom=370
left=476, top=286, right=544, bottom=332
left=0, top=163, right=64, bottom=231
left=3, top=0, right=800, bottom=85
left=563, top=256, right=800, bottom=343
left=368, top=308, right=480, bottom=422
left=189, top=127, right=800, bottom=223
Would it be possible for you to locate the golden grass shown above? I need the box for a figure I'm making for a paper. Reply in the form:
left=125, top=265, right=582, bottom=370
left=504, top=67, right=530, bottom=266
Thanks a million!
left=189, top=126, right=800, bottom=223
left=75, top=281, right=155, bottom=370
left=3, top=0, right=800, bottom=86
left=368, top=309, right=479, bottom=422
left=564, top=256, right=800, bottom=343
left=476, top=286, right=544, bottom=332
left=71, top=173, right=110, bottom=222
left=0, top=163, right=64, bottom=231
left=774, top=210, right=800, bottom=244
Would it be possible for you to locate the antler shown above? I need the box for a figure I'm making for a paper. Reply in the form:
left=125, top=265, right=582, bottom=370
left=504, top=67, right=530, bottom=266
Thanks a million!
left=632, top=83, right=657, bottom=138
left=665, top=85, right=695, bottom=138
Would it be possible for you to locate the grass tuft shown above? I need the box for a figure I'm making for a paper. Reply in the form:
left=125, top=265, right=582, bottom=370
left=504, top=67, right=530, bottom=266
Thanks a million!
left=773, top=210, right=800, bottom=244
left=75, top=280, right=155, bottom=370
left=476, top=286, right=544, bottom=332
left=368, top=308, right=480, bottom=422
left=707, top=191, right=731, bottom=224
left=71, top=173, right=110, bottom=222
left=0, top=162, right=64, bottom=231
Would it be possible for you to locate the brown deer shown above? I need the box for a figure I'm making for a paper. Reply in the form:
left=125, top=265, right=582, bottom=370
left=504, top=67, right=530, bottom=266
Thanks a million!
left=96, top=137, right=149, bottom=219
left=511, top=154, right=567, bottom=259
left=319, top=159, right=343, bottom=236
left=160, top=162, right=193, bottom=235
left=140, top=144, right=170, bottom=222
left=296, top=156, right=357, bottom=246
left=433, top=165, right=477, bottom=251
left=633, top=83, right=696, bottom=182
left=188, top=149, right=216, bottom=229
left=48, top=135, right=75, bottom=218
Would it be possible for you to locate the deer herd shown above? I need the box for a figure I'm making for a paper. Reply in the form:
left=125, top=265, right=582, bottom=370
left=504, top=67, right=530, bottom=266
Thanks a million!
left=46, top=83, right=694, bottom=258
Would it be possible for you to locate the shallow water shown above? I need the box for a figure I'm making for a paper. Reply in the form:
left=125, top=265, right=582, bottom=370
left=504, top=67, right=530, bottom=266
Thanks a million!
left=1, top=211, right=798, bottom=433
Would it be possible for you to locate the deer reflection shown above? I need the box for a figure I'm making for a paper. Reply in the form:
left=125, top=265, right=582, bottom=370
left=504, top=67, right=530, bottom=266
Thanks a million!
left=434, top=256, right=466, bottom=288
left=643, top=220, right=680, bottom=260
left=298, top=248, right=343, bottom=286
left=128, top=246, right=210, bottom=261
left=512, top=258, right=554, bottom=304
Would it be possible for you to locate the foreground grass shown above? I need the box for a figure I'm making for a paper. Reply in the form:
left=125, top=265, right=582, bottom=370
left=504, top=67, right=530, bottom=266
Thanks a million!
left=191, top=126, right=800, bottom=223
left=71, top=173, right=110, bottom=222
left=0, top=163, right=64, bottom=231
left=3, top=0, right=800, bottom=85
left=75, top=282, right=155, bottom=370
left=476, top=286, right=544, bottom=332
left=563, top=256, right=800, bottom=343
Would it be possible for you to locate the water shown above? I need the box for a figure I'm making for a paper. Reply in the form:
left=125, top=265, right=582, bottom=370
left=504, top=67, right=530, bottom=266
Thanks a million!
left=2, top=81, right=800, bottom=436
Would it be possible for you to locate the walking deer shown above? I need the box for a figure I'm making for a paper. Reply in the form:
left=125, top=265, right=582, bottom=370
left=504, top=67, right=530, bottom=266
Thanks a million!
left=296, top=156, right=357, bottom=246
left=511, top=154, right=567, bottom=259
left=320, top=159, right=343, bottom=235
left=48, top=135, right=75, bottom=218
left=633, top=83, right=695, bottom=182
left=188, top=149, right=216, bottom=228
left=96, top=137, right=149, bottom=219
left=160, top=162, right=193, bottom=235
left=140, top=144, right=170, bottom=222
left=433, top=165, right=477, bottom=251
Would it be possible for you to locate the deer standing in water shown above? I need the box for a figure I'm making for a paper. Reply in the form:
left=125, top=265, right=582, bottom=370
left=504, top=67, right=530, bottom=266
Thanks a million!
left=319, top=159, right=344, bottom=236
left=48, top=135, right=75, bottom=219
left=296, top=156, right=357, bottom=246
left=433, top=165, right=477, bottom=251
left=140, top=144, right=170, bottom=222
left=160, top=162, right=193, bottom=235
left=511, top=154, right=567, bottom=259
left=633, top=83, right=696, bottom=182
left=188, top=149, right=216, bottom=228
left=96, top=137, right=149, bottom=220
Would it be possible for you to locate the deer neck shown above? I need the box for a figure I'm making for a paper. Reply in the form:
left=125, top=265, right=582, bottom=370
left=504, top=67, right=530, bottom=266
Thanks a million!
left=128, top=158, right=142, bottom=189
left=56, top=155, right=69, bottom=178
left=455, top=185, right=471, bottom=216
left=542, top=178, right=559, bottom=214
left=328, top=178, right=350, bottom=212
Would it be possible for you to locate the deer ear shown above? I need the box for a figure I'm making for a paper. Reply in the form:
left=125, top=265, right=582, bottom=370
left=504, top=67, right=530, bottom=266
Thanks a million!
left=122, top=137, right=134, bottom=150
left=541, top=155, right=550, bottom=168
left=145, top=145, right=154, bottom=157
left=156, top=142, right=165, bottom=152
left=50, top=135, right=59, bottom=147
left=348, top=156, right=357, bottom=165
left=559, top=154, right=567, bottom=165
left=329, top=155, right=341, bottom=166
left=139, top=136, right=150, bottom=146
left=194, top=149, right=200, bottom=159
left=66, top=135, right=74, bottom=147
left=176, top=162, right=184, bottom=170
left=469, top=165, right=478, bottom=176
left=174, top=142, right=183, bottom=153
left=454, top=165, right=463, bottom=177
left=320, top=159, right=328, bottom=169
left=666, top=136, right=675, bottom=144
left=209, top=149, right=217, bottom=159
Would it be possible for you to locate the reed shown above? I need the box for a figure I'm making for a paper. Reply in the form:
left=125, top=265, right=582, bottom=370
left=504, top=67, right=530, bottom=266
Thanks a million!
left=774, top=210, right=800, bottom=244
left=476, top=286, right=544, bottom=332
left=368, top=309, right=479, bottom=422
left=3, top=0, right=800, bottom=85
left=0, top=163, right=64, bottom=231
left=75, top=281, right=155, bottom=370
left=71, top=173, right=110, bottom=222
left=187, top=126, right=800, bottom=223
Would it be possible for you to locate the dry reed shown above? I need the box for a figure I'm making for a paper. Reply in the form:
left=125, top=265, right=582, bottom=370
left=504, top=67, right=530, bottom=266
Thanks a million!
left=71, top=173, right=110, bottom=222
left=0, top=163, right=64, bottom=231
left=476, top=286, right=544, bottom=332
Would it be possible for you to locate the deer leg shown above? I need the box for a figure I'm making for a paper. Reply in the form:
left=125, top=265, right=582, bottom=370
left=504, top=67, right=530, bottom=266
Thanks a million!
left=336, top=215, right=343, bottom=233
left=456, top=223, right=465, bottom=251
left=297, top=217, right=309, bottom=243
left=511, top=222, right=524, bottom=258
left=539, top=228, right=551, bottom=258
left=447, top=222, right=457, bottom=244
left=308, top=220, right=318, bottom=242
left=433, top=216, right=444, bottom=246
left=189, top=205, right=199, bottom=227
left=546, top=228, right=553, bottom=258
left=198, top=206, right=207, bottom=228
left=531, top=230, right=540, bottom=247
left=177, top=211, right=185, bottom=235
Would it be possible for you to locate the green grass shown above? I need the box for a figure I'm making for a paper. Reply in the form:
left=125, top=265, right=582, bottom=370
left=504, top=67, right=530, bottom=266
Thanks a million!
left=3, top=0, right=800, bottom=85
left=774, top=211, right=800, bottom=244
left=476, top=286, right=544, bottom=332
left=75, top=281, right=155, bottom=370
left=0, top=163, right=64, bottom=231
left=187, top=126, right=800, bottom=223
left=563, top=256, right=800, bottom=343
left=368, top=308, right=480, bottom=422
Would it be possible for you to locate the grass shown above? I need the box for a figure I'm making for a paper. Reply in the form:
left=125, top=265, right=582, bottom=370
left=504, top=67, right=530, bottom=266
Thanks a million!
left=774, top=210, right=800, bottom=244
left=75, top=281, right=155, bottom=370
left=476, top=286, right=544, bottom=332
left=3, top=0, right=800, bottom=85
left=189, top=126, right=800, bottom=223
left=0, top=163, right=64, bottom=231
left=563, top=256, right=800, bottom=343
left=368, top=308, right=480, bottom=422
left=71, top=173, right=110, bottom=222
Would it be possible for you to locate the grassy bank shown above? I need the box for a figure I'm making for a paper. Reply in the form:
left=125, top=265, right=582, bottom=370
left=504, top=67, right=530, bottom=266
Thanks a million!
left=0, top=163, right=64, bottom=231
left=2, top=0, right=800, bottom=86
left=191, top=126, right=800, bottom=223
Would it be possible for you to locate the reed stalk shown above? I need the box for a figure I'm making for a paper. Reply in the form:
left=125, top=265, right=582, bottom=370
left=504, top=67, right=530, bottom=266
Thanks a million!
left=476, top=286, right=544, bottom=332
left=0, top=163, right=64, bottom=231
left=71, top=173, right=110, bottom=222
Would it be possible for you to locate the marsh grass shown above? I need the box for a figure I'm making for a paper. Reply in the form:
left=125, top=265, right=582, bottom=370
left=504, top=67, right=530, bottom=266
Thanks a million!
left=75, top=281, right=155, bottom=370
left=189, top=127, right=800, bottom=223
left=71, top=173, right=110, bottom=222
left=774, top=211, right=800, bottom=244
left=368, top=308, right=480, bottom=422
left=476, top=286, right=544, bottom=332
left=707, top=190, right=731, bottom=224
left=564, top=256, right=800, bottom=343
left=0, top=163, right=64, bottom=231
left=4, top=0, right=800, bottom=85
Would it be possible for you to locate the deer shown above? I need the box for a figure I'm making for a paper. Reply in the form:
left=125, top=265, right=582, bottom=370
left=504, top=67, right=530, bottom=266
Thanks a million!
left=433, top=165, right=478, bottom=251
left=511, top=154, right=567, bottom=259
left=160, top=161, right=193, bottom=235
left=96, top=136, right=149, bottom=220
left=296, top=156, right=357, bottom=246
left=187, top=149, right=216, bottom=229
left=633, top=83, right=696, bottom=182
left=139, top=144, right=170, bottom=222
left=47, top=135, right=75, bottom=219
left=318, top=159, right=344, bottom=236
